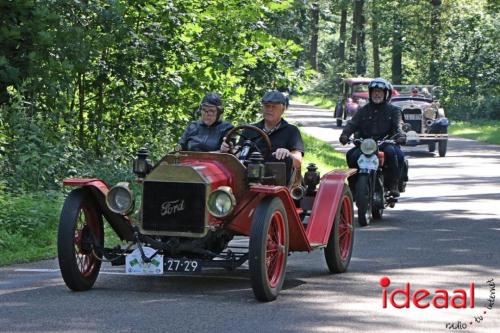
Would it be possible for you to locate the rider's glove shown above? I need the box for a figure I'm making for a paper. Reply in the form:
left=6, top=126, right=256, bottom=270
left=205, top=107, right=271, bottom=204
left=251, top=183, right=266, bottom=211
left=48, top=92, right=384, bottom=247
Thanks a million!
left=396, top=135, right=406, bottom=145
left=339, top=135, right=349, bottom=145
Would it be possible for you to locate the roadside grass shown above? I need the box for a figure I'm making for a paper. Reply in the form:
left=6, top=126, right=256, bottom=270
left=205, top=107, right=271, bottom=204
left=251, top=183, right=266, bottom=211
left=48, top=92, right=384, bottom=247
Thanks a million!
left=449, top=120, right=500, bottom=145
left=0, top=191, right=126, bottom=267
left=293, top=94, right=336, bottom=110
left=0, top=133, right=346, bottom=267
left=0, top=192, right=63, bottom=266
left=301, top=132, right=346, bottom=174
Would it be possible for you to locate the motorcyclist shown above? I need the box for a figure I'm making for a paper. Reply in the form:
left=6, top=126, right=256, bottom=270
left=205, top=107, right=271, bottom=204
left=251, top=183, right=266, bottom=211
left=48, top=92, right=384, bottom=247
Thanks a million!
left=339, top=78, right=406, bottom=197
left=178, top=92, right=233, bottom=151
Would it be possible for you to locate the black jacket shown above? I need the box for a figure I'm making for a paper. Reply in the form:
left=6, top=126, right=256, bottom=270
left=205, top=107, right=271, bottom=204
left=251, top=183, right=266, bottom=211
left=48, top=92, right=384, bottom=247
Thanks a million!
left=341, top=102, right=405, bottom=141
left=178, top=120, right=233, bottom=152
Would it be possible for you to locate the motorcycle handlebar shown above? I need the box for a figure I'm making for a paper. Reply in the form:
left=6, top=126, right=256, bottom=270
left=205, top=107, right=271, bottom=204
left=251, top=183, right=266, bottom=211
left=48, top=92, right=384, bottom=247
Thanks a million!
left=348, top=138, right=396, bottom=146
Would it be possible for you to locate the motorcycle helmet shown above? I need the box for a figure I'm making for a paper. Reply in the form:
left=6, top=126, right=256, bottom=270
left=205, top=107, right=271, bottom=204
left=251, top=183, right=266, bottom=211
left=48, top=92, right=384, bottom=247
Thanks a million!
left=197, top=92, right=224, bottom=119
left=368, top=78, right=392, bottom=104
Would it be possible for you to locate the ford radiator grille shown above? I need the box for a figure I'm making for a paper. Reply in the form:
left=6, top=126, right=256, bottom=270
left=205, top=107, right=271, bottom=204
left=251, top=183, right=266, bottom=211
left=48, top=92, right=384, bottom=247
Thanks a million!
left=142, top=181, right=206, bottom=233
left=403, top=109, right=422, bottom=133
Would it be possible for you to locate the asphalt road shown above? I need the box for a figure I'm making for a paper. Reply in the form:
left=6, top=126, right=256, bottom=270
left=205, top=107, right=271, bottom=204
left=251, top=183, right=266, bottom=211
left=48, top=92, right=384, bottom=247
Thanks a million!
left=1, top=102, right=499, bottom=333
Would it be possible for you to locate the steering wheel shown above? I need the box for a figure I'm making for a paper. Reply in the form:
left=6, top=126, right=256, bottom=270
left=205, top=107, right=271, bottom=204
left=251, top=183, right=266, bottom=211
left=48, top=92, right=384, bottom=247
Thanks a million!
left=224, top=125, right=272, bottom=160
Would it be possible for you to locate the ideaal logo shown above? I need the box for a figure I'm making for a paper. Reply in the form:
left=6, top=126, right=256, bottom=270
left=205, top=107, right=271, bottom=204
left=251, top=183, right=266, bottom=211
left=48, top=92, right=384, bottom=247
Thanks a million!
left=379, top=277, right=496, bottom=330
left=380, top=276, right=474, bottom=309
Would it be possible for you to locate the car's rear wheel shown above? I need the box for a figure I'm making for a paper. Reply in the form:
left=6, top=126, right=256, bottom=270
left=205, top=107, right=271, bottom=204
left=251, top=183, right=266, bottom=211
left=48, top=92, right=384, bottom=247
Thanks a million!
left=355, top=174, right=372, bottom=227
left=428, top=142, right=436, bottom=153
left=58, top=188, right=103, bottom=291
left=439, top=139, right=448, bottom=157
left=249, top=197, right=288, bottom=302
left=325, top=186, right=354, bottom=273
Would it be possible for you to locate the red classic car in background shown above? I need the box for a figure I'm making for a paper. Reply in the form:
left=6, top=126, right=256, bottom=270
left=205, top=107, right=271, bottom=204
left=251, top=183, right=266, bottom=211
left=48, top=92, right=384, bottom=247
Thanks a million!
left=334, top=77, right=372, bottom=127
left=57, top=125, right=356, bottom=302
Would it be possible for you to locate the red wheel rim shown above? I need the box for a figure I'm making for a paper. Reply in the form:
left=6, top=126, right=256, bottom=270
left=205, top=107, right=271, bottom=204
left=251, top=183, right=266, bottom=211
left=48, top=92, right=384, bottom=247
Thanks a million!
left=74, top=203, right=101, bottom=277
left=338, top=196, right=353, bottom=261
left=265, top=211, right=286, bottom=288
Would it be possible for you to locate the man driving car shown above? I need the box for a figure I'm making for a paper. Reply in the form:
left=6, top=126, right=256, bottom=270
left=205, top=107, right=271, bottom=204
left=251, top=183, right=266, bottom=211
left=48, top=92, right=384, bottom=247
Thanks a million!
left=220, top=90, right=303, bottom=169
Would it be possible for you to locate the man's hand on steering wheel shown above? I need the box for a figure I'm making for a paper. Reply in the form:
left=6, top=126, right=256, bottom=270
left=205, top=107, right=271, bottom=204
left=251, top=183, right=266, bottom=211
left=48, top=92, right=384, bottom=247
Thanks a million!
left=273, top=148, right=291, bottom=160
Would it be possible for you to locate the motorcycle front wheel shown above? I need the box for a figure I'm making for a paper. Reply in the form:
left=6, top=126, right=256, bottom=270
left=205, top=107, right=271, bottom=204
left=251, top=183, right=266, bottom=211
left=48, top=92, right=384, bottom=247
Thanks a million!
left=355, top=174, right=372, bottom=227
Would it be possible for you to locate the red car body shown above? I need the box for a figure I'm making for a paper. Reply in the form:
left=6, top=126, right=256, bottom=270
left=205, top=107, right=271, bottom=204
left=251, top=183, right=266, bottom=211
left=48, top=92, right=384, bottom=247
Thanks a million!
left=58, top=139, right=356, bottom=302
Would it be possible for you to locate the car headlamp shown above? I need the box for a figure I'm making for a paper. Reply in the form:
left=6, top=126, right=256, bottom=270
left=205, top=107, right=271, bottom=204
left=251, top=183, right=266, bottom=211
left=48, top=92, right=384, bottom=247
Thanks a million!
left=423, top=106, right=436, bottom=119
left=106, top=182, right=134, bottom=215
left=207, top=186, right=236, bottom=218
left=360, top=138, right=377, bottom=155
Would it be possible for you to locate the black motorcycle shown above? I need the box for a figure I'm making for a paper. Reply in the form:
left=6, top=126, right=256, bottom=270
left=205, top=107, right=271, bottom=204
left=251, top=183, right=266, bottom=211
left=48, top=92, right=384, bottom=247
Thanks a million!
left=349, top=138, right=408, bottom=226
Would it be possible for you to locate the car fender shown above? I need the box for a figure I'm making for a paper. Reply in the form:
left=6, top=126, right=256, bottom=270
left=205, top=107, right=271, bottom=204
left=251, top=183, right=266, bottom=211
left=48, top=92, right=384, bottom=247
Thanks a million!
left=63, top=178, right=134, bottom=241
left=305, top=169, right=356, bottom=246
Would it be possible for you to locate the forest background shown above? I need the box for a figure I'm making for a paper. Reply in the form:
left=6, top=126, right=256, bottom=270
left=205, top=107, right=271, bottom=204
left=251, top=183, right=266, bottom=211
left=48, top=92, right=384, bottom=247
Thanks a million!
left=0, top=0, right=498, bottom=262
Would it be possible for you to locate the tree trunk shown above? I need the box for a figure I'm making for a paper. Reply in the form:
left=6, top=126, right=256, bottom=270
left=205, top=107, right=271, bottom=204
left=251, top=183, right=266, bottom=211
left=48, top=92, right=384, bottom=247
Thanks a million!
left=354, top=0, right=366, bottom=75
left=371, top=19, right=380, bottom=77
left=391, top=14, right=403, bottom=84
left=429, top=1, right=442, bottom=85
left=309, top=2, right=320, bottom=70
left=349, top=0, right=358, bottom=65
left=77, top=72, right=85, bottom=148
left=338, top=5, right=348, bottom=62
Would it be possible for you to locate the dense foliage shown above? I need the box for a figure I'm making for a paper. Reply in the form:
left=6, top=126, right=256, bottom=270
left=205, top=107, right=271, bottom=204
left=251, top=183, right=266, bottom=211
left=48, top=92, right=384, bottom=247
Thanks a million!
left=0, top=0, right=498, bottom=194
left=300, top=0, right=498, bottom=121
left=0, top=0, right=302, bottom=192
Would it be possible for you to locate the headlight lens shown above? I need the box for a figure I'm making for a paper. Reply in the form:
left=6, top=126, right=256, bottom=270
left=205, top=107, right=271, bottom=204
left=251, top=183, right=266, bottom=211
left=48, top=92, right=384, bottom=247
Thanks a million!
left=360, top=138, right=377, bottom=155
left=106, top=182, right=134, bottom=215
left=207, top=186, right=236, bottom=218
left=424, top=106, right=436, bottom=119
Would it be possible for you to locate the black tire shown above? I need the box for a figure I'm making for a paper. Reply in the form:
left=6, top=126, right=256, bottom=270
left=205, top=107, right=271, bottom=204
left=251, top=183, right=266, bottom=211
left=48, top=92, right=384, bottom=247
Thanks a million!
left=336, top=118, right=343, bottom=127
left=372, top=177, right=384, bottom=220
left=58, top=188, right=104, bottom=291
left=325, top=186, right=354, bottom=273
left=438, top=139, right=447, bottom=157
left=249, top=197, right=289, bottom=302
left=428, top=142, right=436, bottom=153
left=355, top=174, right=372, bottom=227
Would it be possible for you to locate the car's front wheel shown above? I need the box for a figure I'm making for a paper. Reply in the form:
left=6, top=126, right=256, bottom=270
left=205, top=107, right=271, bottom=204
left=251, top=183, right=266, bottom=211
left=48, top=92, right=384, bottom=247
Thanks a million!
left=58, top=188, right=103, bottom=291
left=439, top=139, right=448, bottom=157
left=249, top=197, right=289, bottom=302
left=428, top=142, right=436, bottom=153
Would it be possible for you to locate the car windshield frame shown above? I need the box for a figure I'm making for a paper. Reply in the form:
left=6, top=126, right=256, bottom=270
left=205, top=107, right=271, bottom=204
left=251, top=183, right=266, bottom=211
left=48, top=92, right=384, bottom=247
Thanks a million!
left=392, top=85, right=438, bottom=101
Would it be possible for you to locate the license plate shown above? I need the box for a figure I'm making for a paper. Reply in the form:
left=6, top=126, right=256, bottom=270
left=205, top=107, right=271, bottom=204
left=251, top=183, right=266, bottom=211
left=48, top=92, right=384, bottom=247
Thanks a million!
left=358, top=154, right=379, bottom=170
left=126, top=247, right=164, bottom=275
left=165, top=258, right=202, bottom=273
left=404, top=114, right=422, bottom=121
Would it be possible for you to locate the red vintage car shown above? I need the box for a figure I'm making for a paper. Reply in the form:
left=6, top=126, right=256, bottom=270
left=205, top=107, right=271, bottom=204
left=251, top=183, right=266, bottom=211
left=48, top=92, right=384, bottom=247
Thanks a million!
left=334, top=77, right=372, bottom=127
left=57, top=125, right=356, bottom=302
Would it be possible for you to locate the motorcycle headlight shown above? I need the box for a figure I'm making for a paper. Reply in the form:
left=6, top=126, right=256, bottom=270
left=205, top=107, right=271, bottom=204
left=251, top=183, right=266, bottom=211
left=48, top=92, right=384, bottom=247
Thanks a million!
left=207, top=186, right=236, bottom=218
left=360, top=138, right=377, bottom=155
left=106, top=182, right=134, bottom=215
